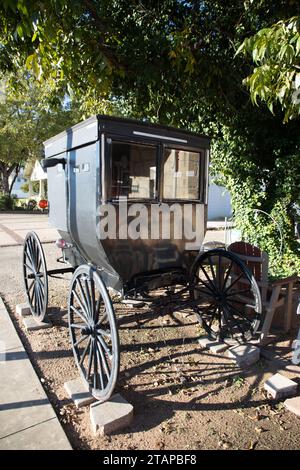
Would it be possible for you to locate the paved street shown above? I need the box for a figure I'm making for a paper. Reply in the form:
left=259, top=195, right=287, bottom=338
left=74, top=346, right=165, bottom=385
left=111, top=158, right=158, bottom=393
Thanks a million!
left=0, top=213, right=58, bottom=247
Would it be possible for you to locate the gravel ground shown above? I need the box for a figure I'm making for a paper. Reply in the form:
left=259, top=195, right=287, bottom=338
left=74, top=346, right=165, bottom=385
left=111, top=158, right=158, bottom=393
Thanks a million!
left=1, top=243, right=300, bottom=450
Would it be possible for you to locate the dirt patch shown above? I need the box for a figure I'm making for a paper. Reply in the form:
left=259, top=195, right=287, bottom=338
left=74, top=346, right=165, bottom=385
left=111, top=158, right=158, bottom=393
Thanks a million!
left=1, top=244, right=300, bottom=450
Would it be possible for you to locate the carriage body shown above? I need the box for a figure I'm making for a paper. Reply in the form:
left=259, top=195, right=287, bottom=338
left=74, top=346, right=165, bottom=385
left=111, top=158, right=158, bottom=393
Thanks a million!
left=43, top=115, right=210, bottom=295
left=22, top=116, right=262, bottom=404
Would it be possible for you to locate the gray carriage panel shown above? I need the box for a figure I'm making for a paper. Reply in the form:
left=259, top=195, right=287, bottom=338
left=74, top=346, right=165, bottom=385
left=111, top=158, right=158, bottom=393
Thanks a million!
left=44, top=116, right=98, bottom=158
left=68, top=141, right=121, bottom=290
left=47, top=159, right=68, bottom=231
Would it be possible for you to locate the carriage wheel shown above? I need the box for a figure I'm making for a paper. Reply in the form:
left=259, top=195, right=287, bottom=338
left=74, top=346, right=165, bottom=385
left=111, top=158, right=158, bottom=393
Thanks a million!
left=68, top=265, right=120, bottom=402
left=190, top=249, right=262, bottom=342
left=23, top=231, right=48, bottom=322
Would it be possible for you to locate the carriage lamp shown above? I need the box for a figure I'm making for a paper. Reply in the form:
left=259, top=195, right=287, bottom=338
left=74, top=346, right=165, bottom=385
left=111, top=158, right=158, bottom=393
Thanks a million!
left=55, top=238, right=73, bottom=249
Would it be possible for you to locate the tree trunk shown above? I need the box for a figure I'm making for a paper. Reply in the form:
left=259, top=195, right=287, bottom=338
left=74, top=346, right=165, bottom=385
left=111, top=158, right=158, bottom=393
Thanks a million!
left=8, top=164, right=20, bottom=195
left=0, top=161, right=18, bottom=195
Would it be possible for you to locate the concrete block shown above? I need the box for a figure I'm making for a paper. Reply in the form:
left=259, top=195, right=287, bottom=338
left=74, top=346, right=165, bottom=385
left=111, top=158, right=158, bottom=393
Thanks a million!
left=224, top=338, right=240, bottom=347
left=198, top=336, right=219, bottom=349
left=264, top=373, right=298, bottom=399
left=64, top=377, right=96, bottom=408
left=90, top=394, right=133, bottom=435
left=209, top=342, right=229, bottom=354
left=121, top=299, right=145, bottom=308
left=284, top=396, right=300, bottom=417
left=227, top=344, right=260, bottom=367
left=16, top=303, right=31, bottom=317
left=23, top=317, right=52, bottom=331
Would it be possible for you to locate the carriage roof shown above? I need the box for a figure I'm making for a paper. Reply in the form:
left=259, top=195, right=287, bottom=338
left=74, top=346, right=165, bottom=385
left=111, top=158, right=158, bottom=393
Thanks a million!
left=43, top=115, right=210, bottom=159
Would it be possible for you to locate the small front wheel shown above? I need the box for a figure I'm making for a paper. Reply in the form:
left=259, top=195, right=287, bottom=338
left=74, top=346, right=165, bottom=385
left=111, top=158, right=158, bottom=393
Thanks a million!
left=23, top=231, right=48, bottom=322
left=68, top=265, right=120, bottom=402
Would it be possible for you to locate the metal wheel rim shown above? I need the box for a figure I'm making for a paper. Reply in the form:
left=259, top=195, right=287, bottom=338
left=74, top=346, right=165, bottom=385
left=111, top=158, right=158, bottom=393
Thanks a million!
left=190, top=249, right=262, bottom=342
left=23, top=231, right=48, bottom=322
left=68, top=265, right=120, bottom=402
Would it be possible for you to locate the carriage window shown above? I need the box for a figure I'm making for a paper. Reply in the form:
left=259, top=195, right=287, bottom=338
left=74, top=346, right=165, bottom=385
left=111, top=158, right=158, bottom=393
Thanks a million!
left=110, top=142, right=157, bottom=199
left=162, top=148, right=201, bottom=200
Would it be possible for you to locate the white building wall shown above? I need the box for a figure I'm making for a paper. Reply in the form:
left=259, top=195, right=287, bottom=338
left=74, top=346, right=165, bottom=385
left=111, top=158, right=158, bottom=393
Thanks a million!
left=207, top=183, right=232, bottom=221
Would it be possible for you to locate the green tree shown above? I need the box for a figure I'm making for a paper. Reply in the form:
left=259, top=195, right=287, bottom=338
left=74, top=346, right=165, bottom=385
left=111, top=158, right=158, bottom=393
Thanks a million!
left=0, top=1, right=299, bottom=275
left=0, top=71, right=81, bottom=195
left=238, top=16, right=300, bottom=121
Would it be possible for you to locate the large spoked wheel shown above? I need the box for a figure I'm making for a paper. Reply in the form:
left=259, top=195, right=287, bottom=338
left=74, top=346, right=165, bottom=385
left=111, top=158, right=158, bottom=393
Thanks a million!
left=68, top=265, right=120, bottom=402
left=190, top=249, right=262, bottom=342
left=23, top=231, right=48, bottom=322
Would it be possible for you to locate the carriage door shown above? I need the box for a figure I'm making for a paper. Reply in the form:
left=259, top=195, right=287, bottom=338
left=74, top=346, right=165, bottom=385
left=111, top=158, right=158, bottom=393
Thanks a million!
left=102, top=136, right=159, bottom=279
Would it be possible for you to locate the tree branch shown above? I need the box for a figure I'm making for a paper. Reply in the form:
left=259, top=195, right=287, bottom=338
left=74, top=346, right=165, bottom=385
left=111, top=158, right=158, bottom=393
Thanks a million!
left=82, top=0, right=128, bottom=70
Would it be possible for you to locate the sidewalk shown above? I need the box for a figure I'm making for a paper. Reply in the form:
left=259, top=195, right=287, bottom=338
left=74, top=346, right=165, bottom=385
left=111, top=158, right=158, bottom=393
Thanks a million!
left=0, top=213, right=58, bottom=247
left=0, top=298, right=71, bottom=450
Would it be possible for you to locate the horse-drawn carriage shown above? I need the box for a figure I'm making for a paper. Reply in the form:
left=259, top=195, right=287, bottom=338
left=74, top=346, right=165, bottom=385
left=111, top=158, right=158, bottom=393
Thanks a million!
left=22, top=115, right=261, bottom=402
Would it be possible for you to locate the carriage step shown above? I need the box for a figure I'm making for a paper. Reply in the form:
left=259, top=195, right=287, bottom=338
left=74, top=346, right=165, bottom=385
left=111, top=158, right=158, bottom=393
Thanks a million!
left=198, top=336, right=229, bottom=354
left=23, top=316, right=52, bottom=331
left=90, top=393, right=133, bottom=436
left=64, top=377, right=96, bottom=408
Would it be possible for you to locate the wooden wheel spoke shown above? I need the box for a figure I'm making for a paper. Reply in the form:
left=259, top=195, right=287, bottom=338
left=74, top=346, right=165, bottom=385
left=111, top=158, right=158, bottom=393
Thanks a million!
left=97, top=328, right=111, bottom=339
left=97, top=333, right=112, bottom=359
left=223, top=305, right=247, bottom=339
left=226, top=288, right=251, bottom=298
left=70, top=304, right=89, bottom=325
left=207, top=256, right=217, bottom=285
left=90, top=277, right=96, bottom=321
left=198, top=264, right=217, bottom=293
left=84, top=277, right=93, bottom=319
left=95, top=346, right=105, bottom=390
left=74, top=335, right=89, bottom=348
left=96, top=337, right=110, bottom=378
left=224, top=272, right=245, bottom=294
left=72, top=290, right=89, bottom=322
left=98, top=311, right=108, bottom=326
left=193, top=287, right=215, bottom=297
left=25, top=248, right=35, bottom=270
left=222, top=260, right=234, bottom=290
left=196, top=301, right=215, bottom=316
left=193, top=275, right=216, bottom=295
left=79, top=337, right=91, bottom=365
left=226, top=297, right=255, bottom=309
left=225, top=301, right=254, bottom=325
left=25, top=262, right=35, bottom=273
left=70, top=323, right=86, bottom=330
left=86, top=340, right=94, bottom=380
left=27, top=279, right=35, bottom=292
left=93, top=341, right=98, bottom=389
left=76, top=278, right=91, bottom=319
left=208, top=305, right=218, bottom=327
